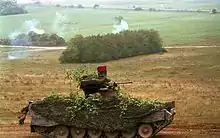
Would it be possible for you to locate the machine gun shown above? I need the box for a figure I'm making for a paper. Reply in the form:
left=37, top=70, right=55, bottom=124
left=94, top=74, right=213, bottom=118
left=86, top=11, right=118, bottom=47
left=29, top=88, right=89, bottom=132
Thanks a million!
left=99, top=81, right=132, bottom=90
left=80, top=80, right=133, bottom=98
left=116, top=81, right=133, bottom=85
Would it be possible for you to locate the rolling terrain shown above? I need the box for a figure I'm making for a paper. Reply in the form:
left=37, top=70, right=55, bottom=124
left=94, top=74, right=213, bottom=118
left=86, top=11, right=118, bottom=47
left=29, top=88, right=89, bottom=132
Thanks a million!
left=1, top=0, right=220, bottom=137
left=1, top=5, right=220, bottom=46
left=0, top=46, right=220, bottom=137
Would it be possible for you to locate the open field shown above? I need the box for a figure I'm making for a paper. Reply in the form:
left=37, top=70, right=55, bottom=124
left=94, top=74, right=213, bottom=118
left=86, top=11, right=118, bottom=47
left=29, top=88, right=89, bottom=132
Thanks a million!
left=1, top=1, right=220, bottom=137
left=27, top=0, right=220, bottom=9
left=0, top=46, right=220, bottom=137
left=1, top=6, right=220, bottom=46
left=100, top=0, right=220, bottom=8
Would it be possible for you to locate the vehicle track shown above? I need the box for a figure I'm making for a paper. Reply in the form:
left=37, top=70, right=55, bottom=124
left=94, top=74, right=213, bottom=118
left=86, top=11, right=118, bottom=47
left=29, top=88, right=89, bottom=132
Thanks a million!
left=1, top=123, right=220, bottom=138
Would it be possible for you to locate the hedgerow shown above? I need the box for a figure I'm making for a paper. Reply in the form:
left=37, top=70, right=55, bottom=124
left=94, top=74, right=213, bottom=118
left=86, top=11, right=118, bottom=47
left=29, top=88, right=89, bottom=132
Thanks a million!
left=59, top=29, right=166, bottom=63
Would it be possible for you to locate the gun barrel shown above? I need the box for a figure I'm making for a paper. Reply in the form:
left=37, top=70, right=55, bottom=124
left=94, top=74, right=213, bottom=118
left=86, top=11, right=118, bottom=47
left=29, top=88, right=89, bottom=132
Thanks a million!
left=117, top=81, right=133, bottom=84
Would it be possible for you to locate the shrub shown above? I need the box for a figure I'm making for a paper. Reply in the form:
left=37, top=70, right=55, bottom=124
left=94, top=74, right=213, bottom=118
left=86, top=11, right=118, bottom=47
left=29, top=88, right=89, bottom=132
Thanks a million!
left=211, top=8, right=217, bottom=14
left=134, top=7, right=143, bottom=11
left=77, top=4, right=84, bottom=8
left=59, top=29, right=166, bottom=63
left=0, top=7, right=27, bottom=16
left=68, top=5, right=75, bottom=8
left=93, top=4, right=99, bottom=9
left=149, top=8, right=156, bottom=11
left=0, top=0, right=27, bottom=16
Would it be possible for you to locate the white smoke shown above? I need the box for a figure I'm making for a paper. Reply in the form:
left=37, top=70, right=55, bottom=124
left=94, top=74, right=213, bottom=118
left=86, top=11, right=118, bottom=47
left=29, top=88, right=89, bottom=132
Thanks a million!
left=7, top=46, right=29, bottom=60
left=52, top=11, right=79, bottom=37
left=55, top=12, right=69, bottom=23
left=7, top=19, right=45, bottom=60
left=52, top=12, right=69, bottom=37
left=7, top=30, right=28, bottom=60
left=112, top=18, right=129, bottom=34
left=23, top=19, right=45, bottom=34
left=7, top=18, right=46, bottom=46
left=8, top=19, right=45, bottom=39
left=8, top=31, right=21, bottom=40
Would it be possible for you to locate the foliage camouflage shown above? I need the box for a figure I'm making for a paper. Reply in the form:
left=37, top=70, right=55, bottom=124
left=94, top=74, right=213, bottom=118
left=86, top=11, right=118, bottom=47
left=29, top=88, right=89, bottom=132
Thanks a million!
left=59, top=29, right=166, bottom=63
left=31, top=62, right=169, bottom=131
left=0, top=31, right=66, bottom=46
left=30, top=92, right=170, bottom=131
left=24, top=66, right=175, bottom=133
left=65, top=65, right=99, bottom=87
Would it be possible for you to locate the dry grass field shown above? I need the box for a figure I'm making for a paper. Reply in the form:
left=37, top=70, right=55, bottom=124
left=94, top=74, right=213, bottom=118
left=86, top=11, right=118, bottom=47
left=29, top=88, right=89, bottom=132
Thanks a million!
left=0, top=47, right=220, bottom=137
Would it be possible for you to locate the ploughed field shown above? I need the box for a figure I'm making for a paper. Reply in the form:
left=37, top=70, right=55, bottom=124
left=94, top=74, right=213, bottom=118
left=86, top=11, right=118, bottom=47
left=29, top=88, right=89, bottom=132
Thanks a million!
left=0, top=47, right=220, bottom=137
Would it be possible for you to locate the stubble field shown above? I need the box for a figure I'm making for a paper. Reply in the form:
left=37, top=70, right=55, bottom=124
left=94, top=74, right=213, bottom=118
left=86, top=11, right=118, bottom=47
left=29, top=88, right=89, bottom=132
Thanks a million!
left=0, top=46, right=220, bottom=137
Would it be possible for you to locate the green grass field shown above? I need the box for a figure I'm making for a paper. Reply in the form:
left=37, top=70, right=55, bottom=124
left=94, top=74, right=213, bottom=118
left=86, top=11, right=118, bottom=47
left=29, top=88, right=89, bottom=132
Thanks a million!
left=0, top=4, right=220, bottom=46
left=48, top=0, right=220, bottom=9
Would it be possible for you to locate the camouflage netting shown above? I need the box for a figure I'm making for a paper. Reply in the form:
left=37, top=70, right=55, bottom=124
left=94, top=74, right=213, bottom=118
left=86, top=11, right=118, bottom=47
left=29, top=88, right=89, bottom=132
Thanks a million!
left=0, top=31, right=66, bottom=46
left=31, top=93, right=173, bottom=132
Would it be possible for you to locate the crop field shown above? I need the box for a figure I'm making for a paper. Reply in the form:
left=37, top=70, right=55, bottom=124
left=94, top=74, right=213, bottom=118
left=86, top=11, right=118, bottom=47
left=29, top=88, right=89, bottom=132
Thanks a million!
left=0, top=46, right=220, bottom=137
left=0, top=5, right=220, bottom=46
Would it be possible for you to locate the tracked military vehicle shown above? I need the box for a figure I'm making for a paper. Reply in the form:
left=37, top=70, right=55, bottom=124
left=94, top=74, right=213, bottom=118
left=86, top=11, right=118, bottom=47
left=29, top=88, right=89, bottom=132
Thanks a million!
left=18, top=65, right=176, bottom=138
left=18, top=96, right=175, bottom=138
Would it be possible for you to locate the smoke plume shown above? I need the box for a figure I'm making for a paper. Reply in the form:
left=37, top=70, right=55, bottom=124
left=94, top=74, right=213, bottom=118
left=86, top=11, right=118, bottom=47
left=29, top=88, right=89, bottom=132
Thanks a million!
left=52, top=12, right=70, bottom=37
left=9, top=18, right=45, bottom=46
left=112, top=17, right=129, bottom=34
left=24, top=19, right=45, bottom=34
left=7, top=19, right=45, bottom=60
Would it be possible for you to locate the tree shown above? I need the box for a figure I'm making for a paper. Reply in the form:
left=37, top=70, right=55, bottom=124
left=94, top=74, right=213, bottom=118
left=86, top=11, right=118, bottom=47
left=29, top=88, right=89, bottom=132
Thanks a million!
left=0, top=0, right=27, bottom=16
left=0, top=0, right=17, bottom=8
left=134, top=7, right=143, bottom=11
left=77, top=4, right=84, bottom=8
left=211, top=8, right=217, bottom=14
left=56, top=4, right=60, bottom=7
left=33, top=1, right=42, bottom=5
left=93, top=4, right=99, bottom=9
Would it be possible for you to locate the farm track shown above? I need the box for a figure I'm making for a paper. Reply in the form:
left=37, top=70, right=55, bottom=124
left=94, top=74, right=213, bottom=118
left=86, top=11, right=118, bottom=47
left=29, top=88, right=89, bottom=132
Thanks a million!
left=0, top=123, right=220, bottom=138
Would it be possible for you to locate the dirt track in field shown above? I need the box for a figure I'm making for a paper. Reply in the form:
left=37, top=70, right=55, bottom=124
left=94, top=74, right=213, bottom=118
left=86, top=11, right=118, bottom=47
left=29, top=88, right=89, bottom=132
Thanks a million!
left=1, top=123, right=220, bottom=138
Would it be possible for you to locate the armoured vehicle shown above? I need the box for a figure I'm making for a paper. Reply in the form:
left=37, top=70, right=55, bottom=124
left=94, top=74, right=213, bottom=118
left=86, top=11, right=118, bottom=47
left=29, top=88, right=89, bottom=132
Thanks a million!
left=18, top=65, right=176, bottom=138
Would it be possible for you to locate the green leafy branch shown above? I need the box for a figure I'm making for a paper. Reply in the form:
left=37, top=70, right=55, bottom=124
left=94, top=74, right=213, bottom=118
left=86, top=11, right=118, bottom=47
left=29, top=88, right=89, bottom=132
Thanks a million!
left=65, top=65, right=98, bottom=87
